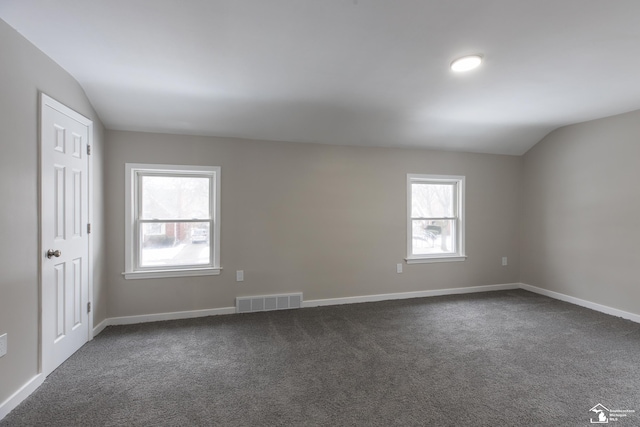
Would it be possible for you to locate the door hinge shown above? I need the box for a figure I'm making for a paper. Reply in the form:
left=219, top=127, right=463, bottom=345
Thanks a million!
left=87, top=144, right=91, bottom=155
left=87, top=302, right=91, bottom=313
left=87, top=223, right=91, bottom=234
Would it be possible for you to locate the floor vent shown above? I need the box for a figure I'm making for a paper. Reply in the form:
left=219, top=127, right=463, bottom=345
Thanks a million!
left=236, top=293, right=303, bottom=314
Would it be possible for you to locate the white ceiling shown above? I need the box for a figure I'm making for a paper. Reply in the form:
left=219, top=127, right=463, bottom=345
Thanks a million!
left=2, top=0, right=640, bottom=155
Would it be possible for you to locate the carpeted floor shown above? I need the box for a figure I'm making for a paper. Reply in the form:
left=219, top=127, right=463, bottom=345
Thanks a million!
left=2, top=289, right=639, bottom=426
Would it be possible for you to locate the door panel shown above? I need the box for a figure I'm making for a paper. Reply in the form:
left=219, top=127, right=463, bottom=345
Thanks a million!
left=73, top=170, right=82, bottom=237
left=54, top=166, right=65, bottom=239
left=41, top=94, right=92, bottom=376
left=54, top=263, right=65, bottom=340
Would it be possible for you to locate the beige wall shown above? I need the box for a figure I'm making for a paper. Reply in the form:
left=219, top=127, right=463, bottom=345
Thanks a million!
left=105, top=131, right=521, bottom=317
left=521, top=110, right=640, bottom=316
left=0, top=19, right=106, bottom=405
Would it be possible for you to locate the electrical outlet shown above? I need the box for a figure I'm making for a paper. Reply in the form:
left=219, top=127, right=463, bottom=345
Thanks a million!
left=236, top=270, right=244, bottom=282
left=502, top=257, right=508, bottom=266
left=396, top=263, right=403, bottom=274
left=0, top=333, right=7, bottom=358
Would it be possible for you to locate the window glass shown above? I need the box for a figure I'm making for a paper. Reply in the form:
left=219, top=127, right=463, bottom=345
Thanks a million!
left=411, top=183, right=454, bottom=218
left=411, top=219, right=455, bottom=255
left=140, top=222, right=210, bottom=267
left=141, top=176, right=210, bottom=220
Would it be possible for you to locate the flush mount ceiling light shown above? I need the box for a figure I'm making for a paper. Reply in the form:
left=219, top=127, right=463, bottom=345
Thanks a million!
left=450, top=55, right=483, bottom=72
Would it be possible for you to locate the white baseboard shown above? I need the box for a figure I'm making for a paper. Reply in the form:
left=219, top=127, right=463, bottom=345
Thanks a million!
left=520, top=283, right=640, bottom=324
left=104, top=306, right=236, bottom=328
left=92, top=318, right=109, bottom=337
left=0, top=374, right=44, bottom=421
left=92, top=284, right=521, bottom=334
left=88, top=284, right=640, bottom=332
left=303, top=283, right=520, bottom=308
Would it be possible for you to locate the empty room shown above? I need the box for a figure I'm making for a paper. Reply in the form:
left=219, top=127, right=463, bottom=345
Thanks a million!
left=1, top=1, right=639, bottom=425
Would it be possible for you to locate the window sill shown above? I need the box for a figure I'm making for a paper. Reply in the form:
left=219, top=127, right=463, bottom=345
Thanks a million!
left=405, top=256, right=467, bottom=264
left=123, top=267, right=221, bottom=280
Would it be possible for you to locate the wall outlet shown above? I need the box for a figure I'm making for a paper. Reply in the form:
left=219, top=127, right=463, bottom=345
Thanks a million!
left=236, top=270, right=244, bottom=282
left=502, top=257, right=508, bottom=266
left=396, top=263, right=403, bottom=274
left=0, top=333, right=7, bottom=358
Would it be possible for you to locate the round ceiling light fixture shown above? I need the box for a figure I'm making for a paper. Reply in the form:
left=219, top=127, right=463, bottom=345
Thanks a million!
left=450, top=55, right=483, bottom=72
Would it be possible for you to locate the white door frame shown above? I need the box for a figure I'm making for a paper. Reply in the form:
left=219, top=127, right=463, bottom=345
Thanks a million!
left=39, top=93, right=94, bottom=375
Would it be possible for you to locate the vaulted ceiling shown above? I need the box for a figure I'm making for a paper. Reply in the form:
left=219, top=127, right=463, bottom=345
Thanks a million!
left=2, top=0, right=640, bottom=155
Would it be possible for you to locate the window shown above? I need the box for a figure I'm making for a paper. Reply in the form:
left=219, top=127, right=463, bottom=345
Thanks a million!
left=406, top=174, right=465, bottom=263
left=124, top=164, right=220, bottom=279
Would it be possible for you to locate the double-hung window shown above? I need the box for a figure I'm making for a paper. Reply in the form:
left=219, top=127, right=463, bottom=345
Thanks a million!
left=124, top=164, right=221, bottom=279
left=406, top=174, right=465, bottom=263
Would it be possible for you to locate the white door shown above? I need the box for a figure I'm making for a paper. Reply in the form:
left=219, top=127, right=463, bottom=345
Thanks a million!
left=40, top=94, right=92, bottom=376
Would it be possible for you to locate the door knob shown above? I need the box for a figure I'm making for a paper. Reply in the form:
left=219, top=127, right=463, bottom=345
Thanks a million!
left=46, top=249, right=62, bottom=259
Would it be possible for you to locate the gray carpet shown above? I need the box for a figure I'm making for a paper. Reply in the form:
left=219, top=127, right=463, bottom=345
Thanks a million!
left=2, top=289, right=639, bottom=426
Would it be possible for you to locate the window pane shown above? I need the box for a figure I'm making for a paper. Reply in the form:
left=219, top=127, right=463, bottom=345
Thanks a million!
left=141, top=175, right=210, bottom=219
left=411, top=183, right=454, bottom=218
left=412, top=219, right=456, bottom=255
left=140, top=222, right=210, bottom=267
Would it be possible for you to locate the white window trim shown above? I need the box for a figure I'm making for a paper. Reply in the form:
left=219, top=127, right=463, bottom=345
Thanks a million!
left=123, top=163, right=221, bottom=280
left=405, top=173, right=466, bottom=264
